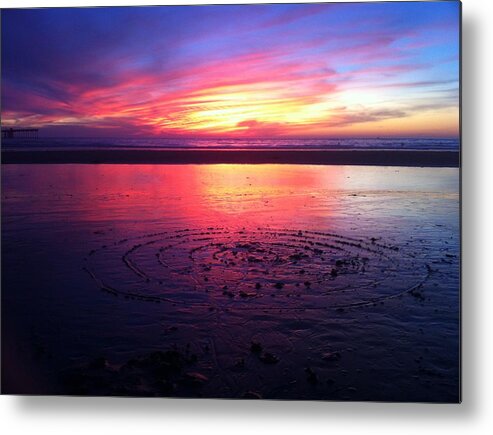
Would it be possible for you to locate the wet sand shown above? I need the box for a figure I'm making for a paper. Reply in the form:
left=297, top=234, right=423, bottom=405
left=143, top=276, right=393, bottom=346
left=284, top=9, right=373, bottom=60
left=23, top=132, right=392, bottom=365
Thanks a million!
left=2, top=149, right=460, bottom=167
left=1, top=164, right=460, bottom=401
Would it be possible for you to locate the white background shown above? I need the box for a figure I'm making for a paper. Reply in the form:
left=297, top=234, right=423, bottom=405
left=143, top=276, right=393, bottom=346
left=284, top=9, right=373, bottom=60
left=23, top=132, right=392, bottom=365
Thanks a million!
left=0, top=0, right=491, bottom=434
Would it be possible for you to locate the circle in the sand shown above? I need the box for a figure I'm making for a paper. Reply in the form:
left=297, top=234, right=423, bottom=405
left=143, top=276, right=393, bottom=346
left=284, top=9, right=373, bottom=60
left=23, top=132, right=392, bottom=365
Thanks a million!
left=84, top=227, right=429, bottom=310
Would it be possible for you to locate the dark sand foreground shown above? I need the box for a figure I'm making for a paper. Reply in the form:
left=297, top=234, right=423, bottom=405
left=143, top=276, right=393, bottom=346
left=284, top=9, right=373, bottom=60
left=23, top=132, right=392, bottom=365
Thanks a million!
left=1, top=164, right=460, bottom=400
left=2, top=149, right=460, bottom=167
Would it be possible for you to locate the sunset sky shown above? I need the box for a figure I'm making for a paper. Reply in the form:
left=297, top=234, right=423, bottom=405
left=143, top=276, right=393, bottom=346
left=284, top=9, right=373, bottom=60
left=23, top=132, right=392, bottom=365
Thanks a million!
left=1, top=2, right=460, bottom=138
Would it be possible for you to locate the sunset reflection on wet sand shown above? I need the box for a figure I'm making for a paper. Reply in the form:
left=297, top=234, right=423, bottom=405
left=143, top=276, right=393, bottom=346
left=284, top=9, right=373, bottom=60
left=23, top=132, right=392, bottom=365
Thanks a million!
left=2, top=164, right=459, bottom=401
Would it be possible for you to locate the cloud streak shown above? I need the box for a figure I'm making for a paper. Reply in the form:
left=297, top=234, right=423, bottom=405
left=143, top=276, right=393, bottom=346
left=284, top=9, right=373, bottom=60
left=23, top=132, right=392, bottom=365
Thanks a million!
left=1, top=3, right=460, bottom=138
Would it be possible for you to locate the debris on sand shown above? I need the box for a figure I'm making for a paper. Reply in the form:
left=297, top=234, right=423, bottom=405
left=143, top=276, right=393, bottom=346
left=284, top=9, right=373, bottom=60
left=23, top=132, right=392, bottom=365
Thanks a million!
left=63, top=349, right=204, bottom=397
left=88, top=357, right=108, bottom=370
left=250, top=341, right=263, bottom=354
left=181, top=371, right=209, bottom=386
left=410, top=288, right=425, bottom=301
left=243, top=391, right=263, bottom=399
left=305, top=367, right=318, bottom=385
left=222, top=289, right=234, bottom=298
left=322, top=351, right=341, bottom=362
left=259, top=352, right=279, bottom=364
left=322, top=352, right=341, bottom=361
left=233, top=358, right=245, bottom=370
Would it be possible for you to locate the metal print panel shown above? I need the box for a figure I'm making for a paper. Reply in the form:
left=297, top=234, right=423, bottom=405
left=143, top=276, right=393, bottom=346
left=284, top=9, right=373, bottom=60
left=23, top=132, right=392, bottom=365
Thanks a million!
left=0, top=1, right=461, bottom=402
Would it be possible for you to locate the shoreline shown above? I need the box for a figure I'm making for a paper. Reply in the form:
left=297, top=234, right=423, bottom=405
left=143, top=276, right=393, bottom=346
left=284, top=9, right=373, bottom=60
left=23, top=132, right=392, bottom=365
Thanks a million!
left=1, top=149, right=460, bottom=167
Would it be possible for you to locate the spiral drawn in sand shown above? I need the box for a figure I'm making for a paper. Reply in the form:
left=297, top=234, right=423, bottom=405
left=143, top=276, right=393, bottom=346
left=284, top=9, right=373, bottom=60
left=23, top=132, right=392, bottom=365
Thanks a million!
left=84, top=227, right=430, bottom=310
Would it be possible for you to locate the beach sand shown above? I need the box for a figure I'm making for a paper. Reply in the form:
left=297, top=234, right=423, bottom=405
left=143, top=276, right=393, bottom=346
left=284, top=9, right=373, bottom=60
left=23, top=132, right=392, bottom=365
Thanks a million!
left=2, top=148, right=460, bottom=167
left=1, top=163, right=460, bottom=401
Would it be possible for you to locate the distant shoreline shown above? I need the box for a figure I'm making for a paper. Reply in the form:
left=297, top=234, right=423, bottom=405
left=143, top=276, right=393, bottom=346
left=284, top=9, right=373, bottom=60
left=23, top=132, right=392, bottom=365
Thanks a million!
left=1, top=149, right=460, bottom=167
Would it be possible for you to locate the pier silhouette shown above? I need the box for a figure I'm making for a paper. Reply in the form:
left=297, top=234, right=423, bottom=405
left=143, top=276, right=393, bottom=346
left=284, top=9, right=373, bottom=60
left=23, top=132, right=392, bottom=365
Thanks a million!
left=2, top=128, right=39, bottom=139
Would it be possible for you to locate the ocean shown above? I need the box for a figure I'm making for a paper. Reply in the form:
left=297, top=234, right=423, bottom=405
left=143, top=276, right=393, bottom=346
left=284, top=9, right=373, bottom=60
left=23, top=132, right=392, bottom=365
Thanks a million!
left=1, top=136, right=460, bottom=151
